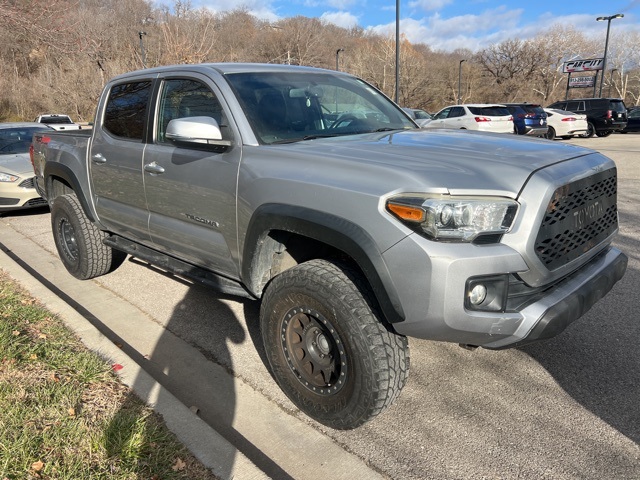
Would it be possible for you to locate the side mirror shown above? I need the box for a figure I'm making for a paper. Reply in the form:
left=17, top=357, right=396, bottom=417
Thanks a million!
left=166, top=116, right=231, bottom=147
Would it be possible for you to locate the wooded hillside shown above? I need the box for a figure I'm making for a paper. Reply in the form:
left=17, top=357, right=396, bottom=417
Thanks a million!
left=2, top=0, right=638, bottom=122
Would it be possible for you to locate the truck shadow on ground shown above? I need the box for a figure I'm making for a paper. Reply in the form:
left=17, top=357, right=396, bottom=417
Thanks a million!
left=104, top=283, right=244, bottom=479
left=109, top=261, right=292, bottom=479
left=520, top=212, right=640, bottom=445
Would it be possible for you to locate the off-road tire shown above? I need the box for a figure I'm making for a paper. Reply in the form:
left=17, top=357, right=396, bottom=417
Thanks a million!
left=51, top=194, right=126, bottom=280
left=260, top=259, right=409, bottom=430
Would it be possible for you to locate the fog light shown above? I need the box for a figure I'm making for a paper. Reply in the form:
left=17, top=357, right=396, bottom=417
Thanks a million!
left=465, top=274, right=509, bottom=312
left=469, top=284, right=487, bottom=305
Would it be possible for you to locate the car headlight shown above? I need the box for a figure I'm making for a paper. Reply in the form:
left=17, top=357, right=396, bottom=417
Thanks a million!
left=386, top=194, right=518, bottom=242
left=0, top=172, right=19, bottom=183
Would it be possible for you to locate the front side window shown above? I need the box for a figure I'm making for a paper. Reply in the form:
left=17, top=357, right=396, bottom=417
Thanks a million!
left=103, top=81, right=152, bottom=140
left=156, top=79, right=226, bottom=143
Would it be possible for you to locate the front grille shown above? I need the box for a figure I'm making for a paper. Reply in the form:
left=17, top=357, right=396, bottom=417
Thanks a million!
left=18, top=177, right=35, bottom=189
left=534, top=168, right=617, bottom=271
left=26, top=197, right=48, bottom=207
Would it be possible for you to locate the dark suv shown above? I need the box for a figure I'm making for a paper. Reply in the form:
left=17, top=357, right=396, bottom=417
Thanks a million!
left=503, top=103, right=548, bottom=136
left=547, top=98, right=627, bottom=137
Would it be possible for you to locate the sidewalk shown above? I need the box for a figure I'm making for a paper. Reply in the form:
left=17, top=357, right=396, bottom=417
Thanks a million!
left=0, top=220, right=385, bottom=480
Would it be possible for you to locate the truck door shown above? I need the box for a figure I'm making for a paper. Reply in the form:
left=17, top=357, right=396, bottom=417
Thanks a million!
left=142, top=76, right=241, bottom=276
left=90, top=80, right=153, bottom=241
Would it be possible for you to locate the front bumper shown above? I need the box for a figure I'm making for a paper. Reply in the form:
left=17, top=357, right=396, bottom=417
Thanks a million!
left=0, top=176, right=46, bottom=211
left=483, top=246, right=627, bottom=349
left=382, top=234, right=627, bottom=349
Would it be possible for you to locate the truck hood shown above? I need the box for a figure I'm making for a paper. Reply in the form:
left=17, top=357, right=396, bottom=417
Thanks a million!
left=276, top=129, right=596, bottom=195
left=0, top=153, right=32, bottom=176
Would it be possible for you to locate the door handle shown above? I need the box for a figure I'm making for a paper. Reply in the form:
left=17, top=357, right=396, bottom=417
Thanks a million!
left=92, top=153, right=107, bottom=164
left=144, top=162, right=165, bottom=174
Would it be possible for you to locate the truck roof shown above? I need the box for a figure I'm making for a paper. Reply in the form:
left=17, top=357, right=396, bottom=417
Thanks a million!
left=109, top=63, right=348, bottom=82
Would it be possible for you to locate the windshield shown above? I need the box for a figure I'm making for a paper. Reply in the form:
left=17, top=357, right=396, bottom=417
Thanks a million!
left=225, top=71, right=416, bottom=144
left=0, top=126, right=50, bottom=154
left=521, top=105, right=544, bottom=115
left=610, top=100, right=626, bottom=113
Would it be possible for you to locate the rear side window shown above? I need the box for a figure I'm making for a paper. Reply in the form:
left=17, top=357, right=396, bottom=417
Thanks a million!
left=566, top=101, right=585, bottom=112
left=468, top=106, right=510, bottom=116
left=104, top=81, right=152, bottom=140
left=449, top=107, right=465, bottom=118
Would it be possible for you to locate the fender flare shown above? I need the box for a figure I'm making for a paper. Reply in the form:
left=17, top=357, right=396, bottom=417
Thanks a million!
left=242, top=204, right=406, bottom=324
left=44, top=162, right=97, bottom=223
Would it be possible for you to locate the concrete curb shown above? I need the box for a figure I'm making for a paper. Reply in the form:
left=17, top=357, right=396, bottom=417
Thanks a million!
left=0, top=226, right=269, bottom=480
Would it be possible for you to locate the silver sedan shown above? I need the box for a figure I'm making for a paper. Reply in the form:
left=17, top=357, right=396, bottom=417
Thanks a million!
left=0, top=122, right=52, bottom=212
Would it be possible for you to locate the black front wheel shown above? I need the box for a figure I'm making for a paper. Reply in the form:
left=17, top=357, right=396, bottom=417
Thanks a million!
left=581, top=122, right=596, bottom=138
left=595, top=130, right=612, bottom=137
left=544, top=126, right=556, bottom=140
left=51, top=194, right=126, bottom=280
left=260, top=259, right=409, bottom=430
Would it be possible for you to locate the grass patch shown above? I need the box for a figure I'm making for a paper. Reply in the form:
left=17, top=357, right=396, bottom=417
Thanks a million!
left=0, top=271, right=218, bottom=479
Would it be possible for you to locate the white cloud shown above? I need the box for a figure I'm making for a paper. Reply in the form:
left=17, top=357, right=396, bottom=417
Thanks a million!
left=408, top=0, right=452, bottom=12
left=305, top=0, right=359, bottom=8
left=321, top=11, right=360, bottom=28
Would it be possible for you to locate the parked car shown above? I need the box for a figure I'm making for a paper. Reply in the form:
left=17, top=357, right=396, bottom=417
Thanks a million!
left=33, top=114, right=81, bottom=131
left=425, top=104, right=513, bottom=133
left=620, top=107, right=640, bottom=133
left=0, top=122, right=52, bottom=213
left=402, top=108, right=432, bottom=127
left=503, top=103, right=548, bottom=136
left=546, top=98, right=627, bottom=137
left=543, top=108, right=588, bottom=140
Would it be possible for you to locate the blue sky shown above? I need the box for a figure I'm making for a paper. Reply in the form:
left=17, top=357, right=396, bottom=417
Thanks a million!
left=182, top=0, right=640, bottom=51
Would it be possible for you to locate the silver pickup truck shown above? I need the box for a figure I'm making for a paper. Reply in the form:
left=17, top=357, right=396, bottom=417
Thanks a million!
left=31, top=63, right=627, bottom=429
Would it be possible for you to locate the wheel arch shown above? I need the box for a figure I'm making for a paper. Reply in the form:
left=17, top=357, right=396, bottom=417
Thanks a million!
left=44, top=162, right=97, bottom=222
left=242, top=204, right=406, bottom=324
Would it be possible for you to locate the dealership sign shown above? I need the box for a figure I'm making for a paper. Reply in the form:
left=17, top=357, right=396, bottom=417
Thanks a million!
left=569, top=76, right=596, bottom=88
left=562, top=58, right=604, bottom=73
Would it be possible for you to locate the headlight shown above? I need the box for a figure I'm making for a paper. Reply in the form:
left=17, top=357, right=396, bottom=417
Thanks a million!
left=386, top=194, right=518, bottom=242
left=0, top=172, right=19, bottom=183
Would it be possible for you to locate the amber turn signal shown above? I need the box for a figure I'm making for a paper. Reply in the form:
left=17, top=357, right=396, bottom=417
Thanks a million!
left=387, top=202, right=425, bottom=222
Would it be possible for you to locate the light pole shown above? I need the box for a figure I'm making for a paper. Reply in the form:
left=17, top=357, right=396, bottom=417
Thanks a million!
left=596, top=13, right=623, bottom=98
left=336, top=48, right=344, bottom=71
left=138, top=31, right=147, bottom=68
left=458, top=59, right=466, bottom=104
left=394, top=0, right=400, bottom=103
left=609, top=68, right=618, bottom=97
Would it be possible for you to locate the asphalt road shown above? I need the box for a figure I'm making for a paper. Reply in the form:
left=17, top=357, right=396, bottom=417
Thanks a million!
left=1, top=134, right=639, bottom=479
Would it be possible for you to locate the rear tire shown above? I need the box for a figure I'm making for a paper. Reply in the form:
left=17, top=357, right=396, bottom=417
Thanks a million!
left=260, top=259, right=409, bottom=429
left=51, top=194, right=126, bottom=280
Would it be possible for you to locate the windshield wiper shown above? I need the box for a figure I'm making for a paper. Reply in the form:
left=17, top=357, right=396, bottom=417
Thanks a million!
left=302, top=134, right=339, bottom=140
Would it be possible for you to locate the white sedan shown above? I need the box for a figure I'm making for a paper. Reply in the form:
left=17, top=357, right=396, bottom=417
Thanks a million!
left=543, top=108, right=588, bottom=140
left=424, top=104, right=513, bottom=133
